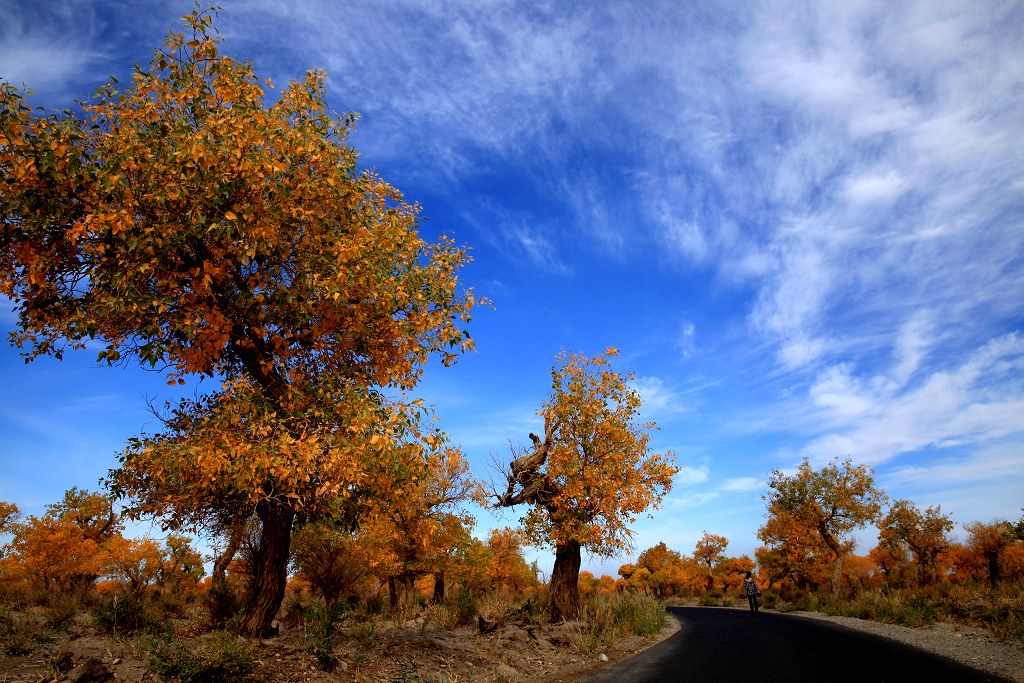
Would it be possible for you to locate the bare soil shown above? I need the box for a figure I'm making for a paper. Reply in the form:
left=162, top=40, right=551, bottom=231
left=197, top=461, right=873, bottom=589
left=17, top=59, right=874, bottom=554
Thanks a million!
left=0, top=612, right=679, bottom=683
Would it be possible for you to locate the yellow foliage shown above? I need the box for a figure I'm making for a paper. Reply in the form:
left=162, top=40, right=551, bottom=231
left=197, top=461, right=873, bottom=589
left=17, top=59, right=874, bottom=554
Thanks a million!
left=520, top=348, right=678, bottom=556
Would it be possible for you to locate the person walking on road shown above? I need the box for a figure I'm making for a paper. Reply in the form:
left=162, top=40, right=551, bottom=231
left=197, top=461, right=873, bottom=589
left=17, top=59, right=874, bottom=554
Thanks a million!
left=743, top=570, right=761, bottom=614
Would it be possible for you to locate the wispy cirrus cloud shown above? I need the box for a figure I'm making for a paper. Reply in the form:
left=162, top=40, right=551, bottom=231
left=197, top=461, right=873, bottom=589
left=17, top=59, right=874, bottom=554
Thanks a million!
left=0, top=2, right=103, bottom=99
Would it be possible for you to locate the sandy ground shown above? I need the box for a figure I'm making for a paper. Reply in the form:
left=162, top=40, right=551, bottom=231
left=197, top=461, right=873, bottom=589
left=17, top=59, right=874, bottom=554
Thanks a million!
left=0, top=611, right=679, bottom=683
left=3, top=607, right=1020, bottom=683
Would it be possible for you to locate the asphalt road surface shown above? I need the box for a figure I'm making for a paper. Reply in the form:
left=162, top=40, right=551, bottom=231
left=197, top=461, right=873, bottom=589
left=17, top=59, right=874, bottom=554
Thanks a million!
left=578, top=606, right=1013, bottom=682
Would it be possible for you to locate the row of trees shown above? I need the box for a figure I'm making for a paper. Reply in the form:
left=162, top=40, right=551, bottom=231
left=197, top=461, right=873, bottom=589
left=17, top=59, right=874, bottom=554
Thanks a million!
left=0, top=489, right=203, bottom=597
left=757, top=458, right=1024, bottom=595
left=566, top=505, right=1024, bottom=603
left=0, top=488, right=541, bottom=610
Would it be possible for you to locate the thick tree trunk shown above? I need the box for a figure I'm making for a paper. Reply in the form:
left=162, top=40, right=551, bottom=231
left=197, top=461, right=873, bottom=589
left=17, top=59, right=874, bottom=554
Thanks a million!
left=549, top=539, right=582, bottom=622
left=239, top=501, right=294, bottom=638
left=831, top=552, right=845, bottom=595
left=403, top=574, right=415, bottom=606
left=986, top=553, right=1000, bottom=588
left=817, top=524, right=844, bottom=594
left=433, top=571, right=445, bottom=604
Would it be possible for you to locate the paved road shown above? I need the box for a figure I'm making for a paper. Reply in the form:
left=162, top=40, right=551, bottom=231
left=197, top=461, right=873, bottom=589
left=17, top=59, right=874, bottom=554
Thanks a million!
left=579, top=606, right=1013, bottom=682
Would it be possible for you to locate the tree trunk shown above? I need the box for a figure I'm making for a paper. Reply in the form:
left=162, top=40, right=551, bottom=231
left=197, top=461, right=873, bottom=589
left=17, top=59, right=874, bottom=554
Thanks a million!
left=208, top=516, right=246, bottom=627
left=239, top=501, right=294, bottom=638
left=388, top=577, right=398, bottom=609
left=986, top=553, right=1000, bottom=588
left=403, top=574, right=415, bottom=606
left=830, top=552, right=845, bottom=595
left=549, top=539, right=582, bottom=622
left=818, top=524, right=844, bottom=594
left=432, top=571, right=445, bottom=604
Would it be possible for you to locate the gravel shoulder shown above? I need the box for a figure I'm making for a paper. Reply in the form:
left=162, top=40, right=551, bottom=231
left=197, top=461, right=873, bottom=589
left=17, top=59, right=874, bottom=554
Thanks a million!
left=783, top=610, right=1024, bottom=683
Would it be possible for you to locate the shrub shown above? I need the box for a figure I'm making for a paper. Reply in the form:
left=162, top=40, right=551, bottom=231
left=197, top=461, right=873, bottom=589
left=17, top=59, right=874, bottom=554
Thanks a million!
left=600, top=592, right=665, bottom=637
left=44, top=599, right=79, bottom=630
left=1, top=603, right=44, bottom=655
left=445, top=587, right=477, bottom=628
left=570, top=591, right=666, bottom=655
left=204, top=581, right=240, bottom=630
left=91, top=593, right=161, bottom=635
left=302, top=601, right=343, bottom=672
left=147, top=631, right=256, bottom=683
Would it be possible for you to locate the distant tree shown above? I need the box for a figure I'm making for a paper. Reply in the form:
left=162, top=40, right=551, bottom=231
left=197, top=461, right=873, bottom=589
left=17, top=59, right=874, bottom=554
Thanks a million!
left=0, top=9, right=480, bottom=636
left=494, top=348, right=677, bottom=620
left=156, top=533, right=205, bottom=594
left=868, top=544, right=913, bottom=588
left=764, top=457, right=886, bottom=593
left=358, top=439, right=475, bottom=607
left=757, top=501, right=843, bottom=593
left=4, top=489, right=121, bottom=593
left=964, top=521, right=1015, bottom=587
left=485, top=527, right=537, bottom=593
left=693, top=532, right=729, bottom=591
left=878, top=500, right=954, bottom=586
left=717, top=555, right=756, bottom=592
left=105, top=536, right=165, bottom=598
left=635, top=542, right=688, bottom=597
left=290, top=523, right=373, bottom=609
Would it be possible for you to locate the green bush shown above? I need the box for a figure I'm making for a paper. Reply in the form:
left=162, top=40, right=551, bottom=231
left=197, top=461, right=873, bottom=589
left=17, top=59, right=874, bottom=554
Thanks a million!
left=147, top=631, right=256, bottom=683
left=91, top=593, right=162, bottom=635
left=302, top=601, right=343, bottom=672
left=446, top=587, right=477, bottom=628
left=602, top=591, right=665, bottom=637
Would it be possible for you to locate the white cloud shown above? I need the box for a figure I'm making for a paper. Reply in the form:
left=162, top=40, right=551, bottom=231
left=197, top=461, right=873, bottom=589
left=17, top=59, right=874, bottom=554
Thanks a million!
left=883, top=443, right=1024, bottom=489
left=799, top=333, right=1024, bottom=465
left=632, top=376, right=688, bottom=417
left=718, top=477, right=762, bottom=493
left=892, top=311, right=935, bottom=386
left=842, top=169, right=909, bottom=207
left=678, top=322, right=696, bottom=360
left=673, top=464, right=709, bottom=487
left=0, top=2, right=112, bottom=104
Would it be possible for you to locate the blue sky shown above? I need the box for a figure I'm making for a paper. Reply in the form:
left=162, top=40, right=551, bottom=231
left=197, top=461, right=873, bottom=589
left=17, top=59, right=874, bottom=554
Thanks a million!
left=2, top=0, right=1023, bottom=579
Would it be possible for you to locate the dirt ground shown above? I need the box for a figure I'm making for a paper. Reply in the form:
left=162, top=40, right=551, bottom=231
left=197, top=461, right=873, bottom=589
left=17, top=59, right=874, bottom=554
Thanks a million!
left=0, top=611, right=679, bottom=683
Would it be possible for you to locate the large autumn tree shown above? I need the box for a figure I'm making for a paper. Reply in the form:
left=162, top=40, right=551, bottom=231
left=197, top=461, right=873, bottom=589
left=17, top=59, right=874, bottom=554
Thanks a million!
left=494, top=348, right=677, bottom=620
left=763, top=457, right=885, bottom=594
left=1, top=10, right=479, bottom=636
